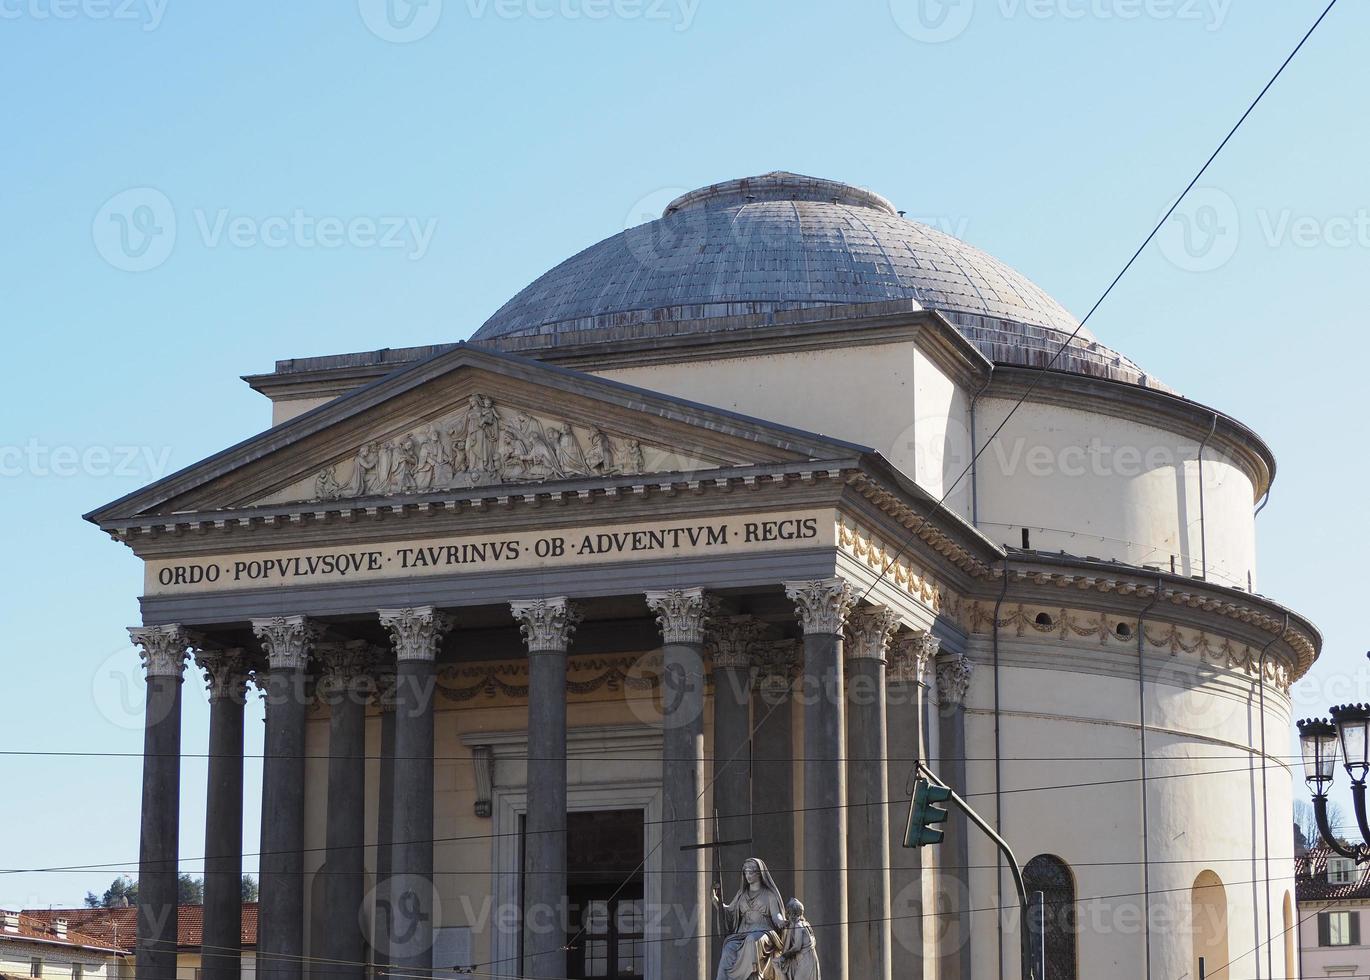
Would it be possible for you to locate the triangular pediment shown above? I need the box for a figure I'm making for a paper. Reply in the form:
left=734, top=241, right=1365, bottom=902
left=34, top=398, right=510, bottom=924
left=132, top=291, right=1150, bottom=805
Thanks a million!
left=87, top=344, right=868, bottom=523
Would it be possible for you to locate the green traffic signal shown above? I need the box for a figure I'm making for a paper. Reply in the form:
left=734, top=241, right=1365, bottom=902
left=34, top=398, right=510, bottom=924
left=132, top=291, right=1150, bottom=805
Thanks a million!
left=905, top=777, right=953, bottom=848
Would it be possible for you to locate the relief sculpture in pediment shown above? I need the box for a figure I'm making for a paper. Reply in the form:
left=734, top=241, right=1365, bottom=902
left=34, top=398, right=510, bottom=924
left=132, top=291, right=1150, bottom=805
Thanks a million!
left=311, top=393, right=682, bottom=501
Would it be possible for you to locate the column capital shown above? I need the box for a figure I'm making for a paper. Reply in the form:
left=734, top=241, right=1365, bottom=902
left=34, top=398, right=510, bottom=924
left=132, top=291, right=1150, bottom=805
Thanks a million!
left=315, top=640, right=382, bottom=700
left=509, top=597, right=580, bottom=653
left=378, top=606, right=453, bottom=662
left=195, top=648, right=252, bottom=703
left=752, top=639, right=801, bottom=704
left=888, top=631, right=940, bottom=685
left=708, top=615, right=768, bottom=671
left=129, top=624, right=192, bottom=679
left=784, top=578, right=856, bottom=636
left=844, top=605, right=901, bottom=663
left=936, top=652, right=974, bottom=707
left=645, top=588, right=714, bottom=646
left=251, top=616, right=321, bottom=670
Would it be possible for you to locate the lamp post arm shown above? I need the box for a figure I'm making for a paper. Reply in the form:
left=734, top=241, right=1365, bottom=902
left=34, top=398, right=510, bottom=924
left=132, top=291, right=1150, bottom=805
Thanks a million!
left=1315, top=794, right=1365, bottom=861
left=1353, top=782, right=1370, bottom=847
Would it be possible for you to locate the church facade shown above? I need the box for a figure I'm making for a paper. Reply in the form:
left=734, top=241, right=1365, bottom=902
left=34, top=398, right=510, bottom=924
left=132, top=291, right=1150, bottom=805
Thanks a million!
left=89, top=173, right=1318, bottom=980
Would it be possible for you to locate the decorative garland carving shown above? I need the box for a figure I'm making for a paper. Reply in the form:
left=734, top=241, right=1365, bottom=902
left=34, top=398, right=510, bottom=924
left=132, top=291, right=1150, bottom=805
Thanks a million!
left=964, top=600, right=1293, bottom=692
left=836, top=517, right=966, bottom=628
left=436, top=654, right=659, bottom=704
left=310, top=392, right=706, bottom=501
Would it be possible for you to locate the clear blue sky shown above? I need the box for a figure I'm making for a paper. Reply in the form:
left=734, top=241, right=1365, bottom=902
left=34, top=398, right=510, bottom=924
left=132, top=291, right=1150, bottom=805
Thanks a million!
left=1, top=0, right=1365, bottom=908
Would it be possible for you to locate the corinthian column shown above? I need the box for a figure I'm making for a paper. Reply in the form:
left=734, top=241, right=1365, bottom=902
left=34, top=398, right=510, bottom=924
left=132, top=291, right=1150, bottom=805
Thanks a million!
left=645, top=588, right=712, bottom=980
left=196, top=648, right=250, bottom=980
left=888, top=632, right=937, bottom=980
left=785, top=578, right=855, bottom=980
left=750, top=641, right=798, bottom=883
left=129, top=625, right=190, bottom=980
left=708, top=617, right=765, bottom=883
left=317, top=641, right=379, bottom=980
left=845, top=605, right=900, bottom=980
left=252, top=615, right=321, bottom=980
left=936, top=652, right=975, bottom=980
left=510, top=597, right=580, bottom=979
left=378, top=606, right=453, bottom=977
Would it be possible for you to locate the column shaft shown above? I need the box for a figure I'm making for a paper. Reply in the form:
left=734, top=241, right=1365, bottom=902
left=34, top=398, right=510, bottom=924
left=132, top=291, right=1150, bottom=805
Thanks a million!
left=847, top=656, right=892, bottom=980
left=254, top=616, right=318, bottom=980
left=133, top=627, right=186, bottom=980
left=647, top=589, right=710, bottom=980
left=525, top=646, right=568, bottom=978
left=259, top=665, right=309, bottom=980
left=888, top=676, right=925, bottom=980
left=750, top=643, right=798, bottom=885
left=201, top=653, right=247, bottom=980
left=802, top=630, right=848, bottom=979
left=711, top=663, right=751, bottom=909
left=379, top=606, right=450, bottom=979
left=373, top=687, right=396, bottom=972
left=936, top=654, right=975, bottom=980
left=391, top=657, right=436, bottom=973
left=321, top=659, right=369, bottom=980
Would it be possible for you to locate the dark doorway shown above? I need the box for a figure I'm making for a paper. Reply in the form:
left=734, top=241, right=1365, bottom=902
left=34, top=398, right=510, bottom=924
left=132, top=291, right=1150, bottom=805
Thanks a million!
left=566, top=809, right=645, bottom=980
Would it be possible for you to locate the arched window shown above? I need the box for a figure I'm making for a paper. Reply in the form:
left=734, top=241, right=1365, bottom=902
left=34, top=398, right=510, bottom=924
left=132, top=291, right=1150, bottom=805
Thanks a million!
left=1192, top=870, right=1230, bottom=979
left=1283, top=891, right=1296, bottom=979
left=1024, top=854, right=1077, bottom=979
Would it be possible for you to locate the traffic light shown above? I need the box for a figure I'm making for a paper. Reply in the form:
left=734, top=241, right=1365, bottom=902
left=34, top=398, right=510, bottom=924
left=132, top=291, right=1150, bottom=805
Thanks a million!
left=905, top=777, right=953, bottom=847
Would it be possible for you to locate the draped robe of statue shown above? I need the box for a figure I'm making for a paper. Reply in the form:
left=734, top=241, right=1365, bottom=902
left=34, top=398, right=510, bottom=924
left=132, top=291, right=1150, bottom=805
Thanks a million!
left=715, top=859, right=787, bottom=980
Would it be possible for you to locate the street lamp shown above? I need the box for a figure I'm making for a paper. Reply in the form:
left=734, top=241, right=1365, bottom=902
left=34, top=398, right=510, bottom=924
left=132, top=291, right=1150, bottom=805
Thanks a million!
left=1298, top=709, right=1370, bottom=862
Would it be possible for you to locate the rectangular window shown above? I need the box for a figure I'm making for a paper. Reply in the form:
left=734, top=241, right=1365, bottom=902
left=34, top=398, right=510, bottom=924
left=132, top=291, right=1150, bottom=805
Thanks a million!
left=1320, top=910, right=1362, bottom=946
left=71, top=964, right=82, bottom=980
left=30, top=957, right=41, bottom=978
left=1329, top=858, right=1357, bottom=885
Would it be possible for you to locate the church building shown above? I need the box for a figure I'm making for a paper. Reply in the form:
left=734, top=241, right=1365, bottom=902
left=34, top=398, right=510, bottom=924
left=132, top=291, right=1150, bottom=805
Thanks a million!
left=88, top=172, right=1318, bottom=980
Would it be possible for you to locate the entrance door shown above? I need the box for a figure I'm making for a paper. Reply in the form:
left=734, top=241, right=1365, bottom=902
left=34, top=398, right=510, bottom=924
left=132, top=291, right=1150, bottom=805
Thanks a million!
left=565, top=809, right=645, bottom=980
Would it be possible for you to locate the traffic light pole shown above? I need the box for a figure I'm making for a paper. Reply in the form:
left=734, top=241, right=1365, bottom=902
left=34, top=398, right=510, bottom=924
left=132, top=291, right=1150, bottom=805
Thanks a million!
left=914, top=762, right=1043, bottom=980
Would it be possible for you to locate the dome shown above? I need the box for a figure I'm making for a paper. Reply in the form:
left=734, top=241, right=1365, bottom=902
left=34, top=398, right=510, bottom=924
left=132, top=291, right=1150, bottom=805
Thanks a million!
left=475, top=172, right=1155, bottom=387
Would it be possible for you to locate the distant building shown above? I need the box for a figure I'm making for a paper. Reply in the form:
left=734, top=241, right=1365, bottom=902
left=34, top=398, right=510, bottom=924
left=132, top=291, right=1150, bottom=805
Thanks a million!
left=18, top=907, right=256, bottom=980
left=1297, top=844, right=1370, bottom=978
left=0, top=909, right=125, bottom=980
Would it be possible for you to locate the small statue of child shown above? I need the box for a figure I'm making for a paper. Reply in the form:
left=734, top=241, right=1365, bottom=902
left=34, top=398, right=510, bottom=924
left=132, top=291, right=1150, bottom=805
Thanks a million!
left=777, top=897, right=819, bottom=979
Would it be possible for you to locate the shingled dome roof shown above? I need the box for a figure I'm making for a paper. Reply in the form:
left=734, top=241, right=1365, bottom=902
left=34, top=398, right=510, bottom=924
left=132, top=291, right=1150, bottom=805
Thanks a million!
left=474, top=172, right=1156, bottom=387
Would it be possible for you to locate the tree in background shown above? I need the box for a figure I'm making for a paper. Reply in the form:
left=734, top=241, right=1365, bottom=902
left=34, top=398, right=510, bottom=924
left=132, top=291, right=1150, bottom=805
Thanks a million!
left=241, top=875, right=258, bottom=902
left=84, top=875, right=138, bottom=909
left=1294, top=798, right=1348, bottom=850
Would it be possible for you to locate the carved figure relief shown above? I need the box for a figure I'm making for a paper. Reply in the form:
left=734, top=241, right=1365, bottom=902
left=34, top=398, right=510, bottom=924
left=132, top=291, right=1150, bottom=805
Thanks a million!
left=308, top=393, right=706, bottom=502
